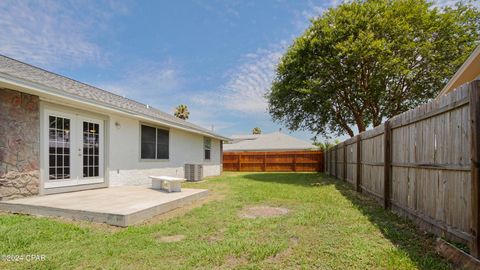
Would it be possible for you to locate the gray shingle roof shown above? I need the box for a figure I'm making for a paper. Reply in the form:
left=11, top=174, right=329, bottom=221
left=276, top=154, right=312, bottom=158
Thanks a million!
left=0, top=55, right=228, bottom=140
left=223, top=132, right=315, bottom=151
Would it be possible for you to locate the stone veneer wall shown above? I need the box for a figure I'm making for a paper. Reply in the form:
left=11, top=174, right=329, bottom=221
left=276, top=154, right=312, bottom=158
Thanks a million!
left=0, top=88, right=40, bottom=200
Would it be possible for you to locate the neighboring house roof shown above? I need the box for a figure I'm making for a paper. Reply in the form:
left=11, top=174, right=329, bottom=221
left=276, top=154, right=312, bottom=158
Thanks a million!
left=0, top=55, right=229, bottom=141
left=229, top=134, right=262, bottom=144
left=231, top=134, right=260, bottom=140
left=437, top=44, right=480, bottom=97
left=223, top=132, right=315, bottom=152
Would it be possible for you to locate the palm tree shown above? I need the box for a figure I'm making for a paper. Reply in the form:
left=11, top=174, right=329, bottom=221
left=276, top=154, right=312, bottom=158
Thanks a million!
left=252, top=127, right=261, bottom=135
left=174, top=104, right=190, bottom=120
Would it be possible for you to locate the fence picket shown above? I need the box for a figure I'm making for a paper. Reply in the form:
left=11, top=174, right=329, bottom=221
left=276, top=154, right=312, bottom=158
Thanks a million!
left=324, top=80, right=478, bottom=256
left=223, top=150, right=324, bottom=172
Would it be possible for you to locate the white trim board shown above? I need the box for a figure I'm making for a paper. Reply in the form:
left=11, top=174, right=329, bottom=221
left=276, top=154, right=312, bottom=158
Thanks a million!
left=0, top=74, right=230, bottom=141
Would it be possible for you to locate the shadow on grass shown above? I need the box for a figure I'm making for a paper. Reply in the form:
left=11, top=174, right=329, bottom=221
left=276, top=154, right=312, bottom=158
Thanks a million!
left=320, top=176, right=451, bottom=269
left=241, top=172, right=330, bottom=188
left=243, top=172, right=450, bottom=269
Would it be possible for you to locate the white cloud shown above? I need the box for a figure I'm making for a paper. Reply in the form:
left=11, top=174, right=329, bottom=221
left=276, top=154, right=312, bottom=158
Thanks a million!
left=434, top=0, right=480, bottom=8
left=191, top=45, right=284, bottom=114
left=190, top=2, right=340, bottom=117
left=292, top=0, right=338, bottom=31
left=186, top=108, right=236, bottom=132
left=98, top=60, right=183, bottom=111
left=224, top=50, right=282, bottom=113
left=98, top=61, right=238, bottom=132
left=301, top=3, right=328, bottom=20
left=0, top=0, right=128, bottom=68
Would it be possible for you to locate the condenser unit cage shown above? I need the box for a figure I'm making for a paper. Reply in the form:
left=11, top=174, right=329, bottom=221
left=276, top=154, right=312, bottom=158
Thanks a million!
left=185, top=164, right=203, bottom=182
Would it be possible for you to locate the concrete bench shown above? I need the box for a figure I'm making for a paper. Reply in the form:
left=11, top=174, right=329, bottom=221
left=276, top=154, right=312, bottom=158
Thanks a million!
left=149, top=176, right=186, bottom=192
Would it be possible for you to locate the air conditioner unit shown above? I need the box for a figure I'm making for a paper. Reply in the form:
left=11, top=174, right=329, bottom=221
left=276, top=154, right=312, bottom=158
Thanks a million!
left=185, top=164, right=203, bottom=182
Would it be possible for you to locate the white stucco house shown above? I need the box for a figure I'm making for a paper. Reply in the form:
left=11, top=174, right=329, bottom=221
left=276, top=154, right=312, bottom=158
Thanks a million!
left=0, top=55, right=229, bottom=200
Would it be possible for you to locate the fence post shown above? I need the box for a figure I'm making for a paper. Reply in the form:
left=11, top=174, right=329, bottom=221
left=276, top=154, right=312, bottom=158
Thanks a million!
left=263, top=152, right=267, bottom=172
left=383, top=120, right=392, bottom=209
left=319, top=151, right=324, bottom=172
left=334, top=146, right=338, bottom=178
left=324, top=149, right=332, bottom=175
left=238, top=152, right=241, bottom=171
left=293, top=153, right=297, bottom=172
left=356, top=135, right=362, bottom=192
left=330, top=149, right=333, bottom=176
left=330, top=150, right=333, bottom=176
left=330, top=150, right=332, bottom=176
left=343, top=143, right=347, bottom=181
left=331, top=149, right=334, bottom=176
left=327, top=150, right=330, bottom=175
left=470, top=80, right=480, bottom=258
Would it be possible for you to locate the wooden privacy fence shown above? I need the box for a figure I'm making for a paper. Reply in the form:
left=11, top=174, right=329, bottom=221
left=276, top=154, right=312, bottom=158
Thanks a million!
left=223, top=150, right=324, bottom=172
left=325, top=80, right=480, bottom=258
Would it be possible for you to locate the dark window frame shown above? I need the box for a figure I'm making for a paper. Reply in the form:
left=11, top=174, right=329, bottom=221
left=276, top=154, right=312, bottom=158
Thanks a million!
left=140, top=124, right=169, bottom=160
left=204, top=137, right=211, bottom=160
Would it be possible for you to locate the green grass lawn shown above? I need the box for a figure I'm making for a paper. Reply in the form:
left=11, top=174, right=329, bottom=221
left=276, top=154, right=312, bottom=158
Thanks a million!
left=0, top=172, right=450, bottom=269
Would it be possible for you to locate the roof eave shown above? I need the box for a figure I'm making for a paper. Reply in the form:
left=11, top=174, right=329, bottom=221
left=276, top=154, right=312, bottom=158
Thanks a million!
left=0, top=73, right=231, bottom=141
left=437, top=44, right=480, bottom=97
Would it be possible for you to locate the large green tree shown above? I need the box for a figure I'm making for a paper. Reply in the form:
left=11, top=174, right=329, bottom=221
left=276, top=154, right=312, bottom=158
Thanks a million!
left=267, top=0, right=479, bottom=137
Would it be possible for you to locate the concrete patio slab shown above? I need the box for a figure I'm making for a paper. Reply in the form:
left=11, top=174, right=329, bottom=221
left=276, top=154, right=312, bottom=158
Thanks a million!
left=0, top=186, right=208, bottom=226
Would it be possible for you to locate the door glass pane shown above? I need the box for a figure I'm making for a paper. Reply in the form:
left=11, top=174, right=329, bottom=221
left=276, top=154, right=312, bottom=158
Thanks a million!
left=83, top=121, right=100, bottom=178
left=48, top=116, right=70, bottom=180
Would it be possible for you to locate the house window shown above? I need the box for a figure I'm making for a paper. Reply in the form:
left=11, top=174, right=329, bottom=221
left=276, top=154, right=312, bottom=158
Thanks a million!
left=141, top=125, right=169, bottom=159
left=204, top=137, right=211, bottom=160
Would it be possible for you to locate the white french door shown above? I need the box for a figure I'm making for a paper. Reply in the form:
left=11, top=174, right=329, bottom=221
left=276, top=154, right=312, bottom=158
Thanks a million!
left=44, top=110, right=104, bottom=189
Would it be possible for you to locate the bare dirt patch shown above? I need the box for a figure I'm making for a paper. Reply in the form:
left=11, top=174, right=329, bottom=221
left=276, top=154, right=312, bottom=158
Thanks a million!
left=265, top=236, right=300, bottom=264
left=202, top=228, right=226, bottom=244
left=214, top=255, right=248, bottom=270
left=239, top=205, right=290, bottom=219
left=157, top=234, right=186, bottom=243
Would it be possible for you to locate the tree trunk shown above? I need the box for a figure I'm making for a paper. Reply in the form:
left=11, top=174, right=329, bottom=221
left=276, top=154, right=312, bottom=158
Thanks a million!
left=345, top=126, right=354, bottom=137
left=357, top=124, right=366, bottom=134
left=373, top=117, right=382, bottom=127
left=354, top=114, right=366, bottom=135
left=334, top=106, right=355, bottom=137
left=338, top=119, right=354, bottom=137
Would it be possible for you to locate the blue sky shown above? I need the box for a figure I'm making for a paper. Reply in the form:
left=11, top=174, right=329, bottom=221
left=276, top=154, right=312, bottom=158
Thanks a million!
left=0, top=0, right=460, bottom=142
